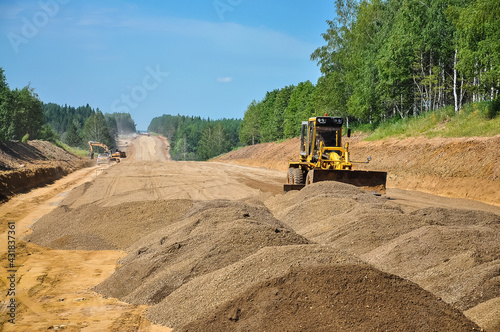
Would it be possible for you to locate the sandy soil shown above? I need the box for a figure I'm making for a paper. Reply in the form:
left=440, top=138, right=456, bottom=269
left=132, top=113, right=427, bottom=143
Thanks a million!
left=1, top=135, right=499, bottom=331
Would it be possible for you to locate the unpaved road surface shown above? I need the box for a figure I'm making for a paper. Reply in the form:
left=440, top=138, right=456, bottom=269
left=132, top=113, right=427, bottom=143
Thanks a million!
left=1, top=135, right=499, bottom=331
left=67, top=136, right=283, bottom=209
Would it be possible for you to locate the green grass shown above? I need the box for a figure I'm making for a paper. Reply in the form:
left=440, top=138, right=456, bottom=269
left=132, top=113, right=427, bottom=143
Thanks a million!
left=66, top=146, right=90, bottom=157
left=363, top=101, right=500, bottom=140
left=53, top=140, right=89, bottom=157
left=438, top=102, right=500, bottom=137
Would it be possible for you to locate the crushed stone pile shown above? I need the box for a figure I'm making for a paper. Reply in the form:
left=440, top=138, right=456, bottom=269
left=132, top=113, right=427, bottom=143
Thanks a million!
left=181, top=265, right=481, bottom=332
left=145, top=245, right=480, bottom=331
left=266, top=181, right=500, bottom=311
left=266, top=182, right=427, bottom=254
left=94, top=200, right=310, bottom=305
left=25, top=199, right=194, bottom=250
left=145, top=245, right=363, bottom=329
left=362, top=208, right=500, bottom=311
left=464, top=297, right=500, bottom=332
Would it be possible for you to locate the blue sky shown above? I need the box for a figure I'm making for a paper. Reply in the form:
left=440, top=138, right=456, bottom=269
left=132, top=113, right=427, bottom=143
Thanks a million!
left=0, top=0, right=333, bottom=130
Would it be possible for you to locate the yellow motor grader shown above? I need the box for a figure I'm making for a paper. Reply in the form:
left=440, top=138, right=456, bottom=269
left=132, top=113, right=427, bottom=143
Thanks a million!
left=284, top=116, right=387, bottom=194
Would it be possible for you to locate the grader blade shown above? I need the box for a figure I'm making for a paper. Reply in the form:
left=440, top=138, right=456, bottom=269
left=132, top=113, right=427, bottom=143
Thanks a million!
left=308, top=169, right=387, bottom=194
left=283, top=184, right=305, bottom=192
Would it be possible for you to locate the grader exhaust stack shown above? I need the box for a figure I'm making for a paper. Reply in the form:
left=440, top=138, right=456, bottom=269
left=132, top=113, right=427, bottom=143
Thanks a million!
left=284, top=116, right=387, bottom=194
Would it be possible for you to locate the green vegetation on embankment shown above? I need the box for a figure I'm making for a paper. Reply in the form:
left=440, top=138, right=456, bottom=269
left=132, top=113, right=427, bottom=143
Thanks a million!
left=361, top=100, right=500, bottom=141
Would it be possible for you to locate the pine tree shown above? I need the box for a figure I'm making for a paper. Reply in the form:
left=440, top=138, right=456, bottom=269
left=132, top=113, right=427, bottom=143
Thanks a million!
left=82, top=111, right=115, bottom=149
left=65, top=122, right=81, bottom=147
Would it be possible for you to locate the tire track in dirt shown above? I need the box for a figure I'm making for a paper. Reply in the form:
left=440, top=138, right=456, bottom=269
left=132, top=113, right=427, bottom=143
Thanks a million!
left=103, top=167, right=121, bottom=199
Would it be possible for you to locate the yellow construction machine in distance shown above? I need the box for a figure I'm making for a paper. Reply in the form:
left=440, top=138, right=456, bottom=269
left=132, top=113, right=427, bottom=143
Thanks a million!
left=88, top=141, right=126, bottom=163
left=284, top=116, right=387, bottom=194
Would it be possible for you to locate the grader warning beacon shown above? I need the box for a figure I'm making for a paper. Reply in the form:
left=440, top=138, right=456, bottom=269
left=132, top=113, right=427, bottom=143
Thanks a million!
left=284, top=115, right=387, bottom=194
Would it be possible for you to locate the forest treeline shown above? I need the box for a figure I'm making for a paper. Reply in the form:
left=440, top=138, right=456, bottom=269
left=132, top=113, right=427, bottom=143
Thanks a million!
left=43, top=103, right=136, bottom=150
left=0, top=68, right=44, bottom=142
left=239, top=0, right=500, bottom=144
left=148, top=114, right=241, bottom=160
left=0, top=67, right=136, bottom=151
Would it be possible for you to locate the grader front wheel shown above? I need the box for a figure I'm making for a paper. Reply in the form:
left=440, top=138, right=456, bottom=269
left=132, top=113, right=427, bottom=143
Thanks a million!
left=306, top=170, right=314, bottom=185
left=283, top=167, right=307, bottom=192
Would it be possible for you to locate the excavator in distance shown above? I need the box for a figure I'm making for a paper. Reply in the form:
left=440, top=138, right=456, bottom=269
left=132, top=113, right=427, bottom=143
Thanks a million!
left=88, top=141, right=126, bottom=163
left=284, top=116, right=387, bottom=194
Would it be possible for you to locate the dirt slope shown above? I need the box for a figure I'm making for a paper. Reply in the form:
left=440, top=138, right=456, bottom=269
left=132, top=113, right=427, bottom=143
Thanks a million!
left=0, top=140, right=87, bottom=201
left=8, top=135, right=499, bottom=331
left=214, top=135, right=500, bottom=206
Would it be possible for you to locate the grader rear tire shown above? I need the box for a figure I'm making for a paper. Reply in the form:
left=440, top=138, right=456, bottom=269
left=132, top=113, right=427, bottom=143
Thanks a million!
left=293, top=168, right=304, bottom=184
left=287, top=168, right=294, bottom=184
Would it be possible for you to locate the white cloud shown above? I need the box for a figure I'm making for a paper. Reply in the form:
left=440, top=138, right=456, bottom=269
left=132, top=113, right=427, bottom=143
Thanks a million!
left=217, top=76, right=233, bottom=83
left=75, top=7, right=121, bottom=27
left=67, top=7, right=315, bottom=60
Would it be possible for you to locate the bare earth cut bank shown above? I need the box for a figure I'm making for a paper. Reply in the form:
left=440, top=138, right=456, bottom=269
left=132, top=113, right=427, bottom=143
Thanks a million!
left=0, top=140, right=88, bottom=201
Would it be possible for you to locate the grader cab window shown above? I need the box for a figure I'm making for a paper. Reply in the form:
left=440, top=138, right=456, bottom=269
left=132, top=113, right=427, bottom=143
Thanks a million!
left=300, top=122, right=307, bottom=157
left=308, top=121, right=315, bottom=155
left=315, top=117, right=343, bottom=148
left=316, top=125, right=341, bottom=147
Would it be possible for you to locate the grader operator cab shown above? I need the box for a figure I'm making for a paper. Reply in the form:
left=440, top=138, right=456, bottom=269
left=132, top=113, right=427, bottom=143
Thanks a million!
left=284, top=116, right=387, bottom=194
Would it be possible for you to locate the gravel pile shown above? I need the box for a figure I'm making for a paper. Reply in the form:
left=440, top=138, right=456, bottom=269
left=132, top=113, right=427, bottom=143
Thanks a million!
left=266, top=181, right=424, bottom=254
left=26, top=178, right=496, bottom=330
left=181, top=264, right=481, bottom=332
left=145, top=245, right=364, bottom=329
left=94, top=200, right=310, bottom=305
left=362, top=217, right=500, bottom=311
left=266, top=181, right=500, bottom=311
